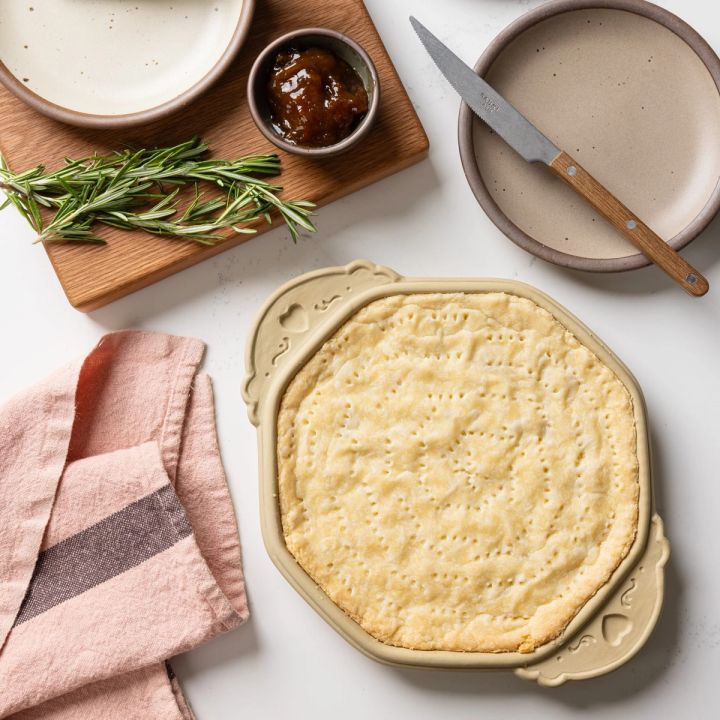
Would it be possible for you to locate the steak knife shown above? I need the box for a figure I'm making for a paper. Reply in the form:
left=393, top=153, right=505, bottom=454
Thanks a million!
left=410, top=16, right=709, bottom=297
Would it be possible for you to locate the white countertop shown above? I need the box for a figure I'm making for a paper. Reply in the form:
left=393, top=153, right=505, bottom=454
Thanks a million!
left=1, top=0, right=718, bottom=715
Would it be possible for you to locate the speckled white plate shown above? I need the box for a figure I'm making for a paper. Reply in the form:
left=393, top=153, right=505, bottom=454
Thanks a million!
left=0, top=0, right=254, bottom=128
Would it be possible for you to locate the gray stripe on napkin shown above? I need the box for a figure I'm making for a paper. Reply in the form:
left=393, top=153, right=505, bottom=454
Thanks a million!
left=13, top=485, right=193, bottom=626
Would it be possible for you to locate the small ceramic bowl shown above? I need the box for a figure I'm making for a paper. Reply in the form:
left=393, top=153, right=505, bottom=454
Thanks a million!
left=247, top=28, right=380, bottom=157
left=0, top=0, right=255, bottom=129
left=458, top=0, right=720, bottom=272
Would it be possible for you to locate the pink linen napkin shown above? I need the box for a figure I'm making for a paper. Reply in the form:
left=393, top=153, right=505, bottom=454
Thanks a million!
left=0, top=331, right=248, bottom=719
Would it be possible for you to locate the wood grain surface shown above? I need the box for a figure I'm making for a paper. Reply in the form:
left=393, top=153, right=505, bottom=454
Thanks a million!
left=550, top=151, right=709, bottom=296
left=0, top=0, right=428, bottom=311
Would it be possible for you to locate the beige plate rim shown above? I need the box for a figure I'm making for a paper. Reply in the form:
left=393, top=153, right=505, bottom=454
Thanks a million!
left=255, top=274, right=653, bottom=669
left=0, top=0, right=256, bottom=129
left=457, top=0, right=720, bottom=273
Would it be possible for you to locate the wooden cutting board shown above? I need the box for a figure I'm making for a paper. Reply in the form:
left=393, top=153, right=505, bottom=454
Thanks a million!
left=0, top=0, right=428, bottom=311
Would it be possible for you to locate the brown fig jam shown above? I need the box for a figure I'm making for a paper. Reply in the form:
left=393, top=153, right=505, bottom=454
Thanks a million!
left=266, top=46, right=369, bottom=148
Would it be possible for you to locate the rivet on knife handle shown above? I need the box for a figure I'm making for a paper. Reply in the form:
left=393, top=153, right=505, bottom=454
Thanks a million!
left=549, top=152, right=709, bottom=297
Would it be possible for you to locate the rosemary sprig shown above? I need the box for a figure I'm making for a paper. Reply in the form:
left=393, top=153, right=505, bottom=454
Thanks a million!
left=0, top=137, right=316, bottom=245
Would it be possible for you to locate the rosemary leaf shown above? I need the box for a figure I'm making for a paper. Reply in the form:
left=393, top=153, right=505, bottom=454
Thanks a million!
left=0, top=137, right=316, bottom=245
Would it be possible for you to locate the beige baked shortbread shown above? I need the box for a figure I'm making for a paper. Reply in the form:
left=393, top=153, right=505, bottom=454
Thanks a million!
left=277, top=293, right=639, bottom=653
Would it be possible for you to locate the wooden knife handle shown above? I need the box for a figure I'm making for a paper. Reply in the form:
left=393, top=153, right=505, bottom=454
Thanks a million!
left=549, top=151, right=709, bottom=297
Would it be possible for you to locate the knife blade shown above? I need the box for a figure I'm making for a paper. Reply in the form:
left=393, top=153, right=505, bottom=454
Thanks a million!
left=410, top=16, right=709, bottom=297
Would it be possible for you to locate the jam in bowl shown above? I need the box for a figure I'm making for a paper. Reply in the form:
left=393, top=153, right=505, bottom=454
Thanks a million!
left=248, top=28, right=380, bottom=157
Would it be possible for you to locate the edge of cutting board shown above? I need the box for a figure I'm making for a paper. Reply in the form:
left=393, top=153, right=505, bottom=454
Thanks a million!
left=0, top=0, right=428, bottom=311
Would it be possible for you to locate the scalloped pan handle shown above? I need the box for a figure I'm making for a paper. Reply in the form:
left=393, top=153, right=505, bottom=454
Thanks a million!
left=241, top=260, right=400, bottom=426
left=516, top=514, right=670, bottom=686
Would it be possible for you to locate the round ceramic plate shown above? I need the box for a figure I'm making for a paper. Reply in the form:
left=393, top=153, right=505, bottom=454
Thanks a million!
left=458, top=0, right=720, bottom=272
left=0, top=0, right=254, bottom=128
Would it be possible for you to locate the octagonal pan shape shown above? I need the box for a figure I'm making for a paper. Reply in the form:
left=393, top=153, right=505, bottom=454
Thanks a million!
left=242, top=260, right=666, bottom=682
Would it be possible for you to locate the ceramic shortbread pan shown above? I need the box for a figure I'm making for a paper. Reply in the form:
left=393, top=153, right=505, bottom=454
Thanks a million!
left=242, top=260, right=669, bottom=685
